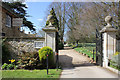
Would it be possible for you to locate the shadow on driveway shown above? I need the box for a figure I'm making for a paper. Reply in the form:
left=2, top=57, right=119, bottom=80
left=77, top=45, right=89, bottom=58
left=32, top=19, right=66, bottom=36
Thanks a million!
left=59, top=55, right=95, bottom=69
left=62, top=47, right=72, bottom=50
left=59, top=55, right=73, bottom=69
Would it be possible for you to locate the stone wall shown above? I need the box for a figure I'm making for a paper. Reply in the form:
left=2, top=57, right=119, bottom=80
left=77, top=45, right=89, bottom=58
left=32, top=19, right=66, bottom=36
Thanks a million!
left=5, top=37, right=45, bottom=59
left=2, top=7, right=15, bottom=37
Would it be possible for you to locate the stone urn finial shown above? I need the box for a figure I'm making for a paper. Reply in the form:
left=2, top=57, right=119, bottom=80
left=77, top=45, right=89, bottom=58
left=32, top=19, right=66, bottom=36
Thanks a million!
left=47, top=14, right=54, bottom=27
left=105, top=16, right=112, bottom=28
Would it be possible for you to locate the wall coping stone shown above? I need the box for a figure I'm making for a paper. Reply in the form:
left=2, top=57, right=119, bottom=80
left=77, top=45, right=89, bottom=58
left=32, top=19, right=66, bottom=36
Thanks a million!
left=42, top=26, right=58, bottom=32
left=2, top=37, right=45, bottom=39
left=100, top=27, right=118, bottom=33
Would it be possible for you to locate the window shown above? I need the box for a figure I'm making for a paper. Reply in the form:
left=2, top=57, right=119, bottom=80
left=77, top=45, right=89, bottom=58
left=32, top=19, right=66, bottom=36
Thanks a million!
left=6, top=14, right=12, bottom=27
left=34, top=41, right=44, bottom=48
left=18, top=28, right=19, bottom=30
left=1, top=33, right=5, bottom=36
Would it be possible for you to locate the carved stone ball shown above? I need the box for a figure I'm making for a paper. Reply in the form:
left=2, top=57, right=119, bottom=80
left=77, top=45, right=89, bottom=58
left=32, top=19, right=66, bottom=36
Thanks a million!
left=47, top=14, right=54, bottom=21
left=105, top=16, right=112, bottom=23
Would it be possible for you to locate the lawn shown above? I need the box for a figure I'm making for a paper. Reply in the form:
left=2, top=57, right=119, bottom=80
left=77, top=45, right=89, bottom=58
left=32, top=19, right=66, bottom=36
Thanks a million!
left=2, top=69, right=61, bottom=78
left=74, top=47, right=96, bottom=59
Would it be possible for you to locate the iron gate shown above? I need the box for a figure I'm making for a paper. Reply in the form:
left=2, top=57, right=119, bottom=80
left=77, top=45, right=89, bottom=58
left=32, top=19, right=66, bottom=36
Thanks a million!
left=96, top=28, right=103, bottom=67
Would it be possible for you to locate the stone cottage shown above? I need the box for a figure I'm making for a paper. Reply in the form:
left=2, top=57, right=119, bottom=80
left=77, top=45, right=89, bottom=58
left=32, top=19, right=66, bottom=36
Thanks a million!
left=1, top=2, right=34, bottom=38
left=1, top=3, right=57, bottom=64
left=1, top=2, right=45, bottom=60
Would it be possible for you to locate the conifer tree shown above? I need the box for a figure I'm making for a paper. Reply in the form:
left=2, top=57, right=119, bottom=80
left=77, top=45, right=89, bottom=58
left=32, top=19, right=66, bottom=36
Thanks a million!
left=4, top=2, right=36, bottom=32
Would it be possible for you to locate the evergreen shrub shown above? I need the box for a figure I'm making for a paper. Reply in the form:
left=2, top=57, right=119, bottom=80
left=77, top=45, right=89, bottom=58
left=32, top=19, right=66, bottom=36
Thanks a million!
left=38, top=46, right=54, bottom=68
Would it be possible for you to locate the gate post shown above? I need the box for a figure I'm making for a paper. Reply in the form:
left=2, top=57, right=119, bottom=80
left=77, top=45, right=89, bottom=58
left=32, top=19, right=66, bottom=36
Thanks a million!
left=100, top=16, right=117, bottom=68
left=42, top=14, right=58, bottom=63
left=42, top=27, right=58, bottom=63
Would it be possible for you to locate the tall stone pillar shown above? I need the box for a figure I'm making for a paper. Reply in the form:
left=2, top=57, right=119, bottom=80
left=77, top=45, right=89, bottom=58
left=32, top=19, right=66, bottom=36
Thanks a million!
left=42, top=27, right=58, bottom=63
left=42, top=14, right=58, bottom=63
left=42, top=27, right=57, bottom=53
left=100, top=16, right=117, bottom=68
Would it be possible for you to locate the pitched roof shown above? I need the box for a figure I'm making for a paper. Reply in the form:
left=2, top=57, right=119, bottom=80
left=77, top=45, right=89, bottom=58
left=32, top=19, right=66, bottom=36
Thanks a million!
left=2, top=2, right=19, bottom=17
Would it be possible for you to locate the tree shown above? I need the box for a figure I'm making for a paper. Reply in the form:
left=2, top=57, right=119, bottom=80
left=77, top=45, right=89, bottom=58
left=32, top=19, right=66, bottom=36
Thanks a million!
left=36, top=30, right=45, bottom=37
left=4, top=2, right=36, bottom=32
left=45, top=8, right=64, bottom=49
left=46, top=2, right=67, bottom=42
left=46, top=2, right=119, bottom=43
left=66, top=2, right=119, bottom=43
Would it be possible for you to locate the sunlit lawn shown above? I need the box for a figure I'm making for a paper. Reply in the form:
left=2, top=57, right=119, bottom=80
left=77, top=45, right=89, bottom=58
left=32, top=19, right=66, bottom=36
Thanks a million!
left=74, top=47, right=96, bottom=59
left=2, top=69, right=61, bottom=78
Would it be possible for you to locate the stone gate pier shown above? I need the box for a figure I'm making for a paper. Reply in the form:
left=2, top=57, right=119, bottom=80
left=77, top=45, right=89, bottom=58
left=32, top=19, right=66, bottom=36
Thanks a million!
left=100, top=16, right=117, bottom=68
left=42, top=27, right=58, bottom=62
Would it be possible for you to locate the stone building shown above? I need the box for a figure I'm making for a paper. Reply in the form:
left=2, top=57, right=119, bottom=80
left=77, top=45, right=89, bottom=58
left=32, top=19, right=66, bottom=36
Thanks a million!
left=1, top=2, right=32, bottom=38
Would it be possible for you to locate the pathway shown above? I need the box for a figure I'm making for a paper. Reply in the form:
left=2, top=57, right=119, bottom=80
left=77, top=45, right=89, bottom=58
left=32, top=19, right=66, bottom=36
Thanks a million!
left=59, top=47, right=118, bottom=78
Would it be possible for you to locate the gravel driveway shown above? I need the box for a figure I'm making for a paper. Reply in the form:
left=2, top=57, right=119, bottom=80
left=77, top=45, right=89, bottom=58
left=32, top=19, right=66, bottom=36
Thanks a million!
left=59, top=47, right=118, bottom=78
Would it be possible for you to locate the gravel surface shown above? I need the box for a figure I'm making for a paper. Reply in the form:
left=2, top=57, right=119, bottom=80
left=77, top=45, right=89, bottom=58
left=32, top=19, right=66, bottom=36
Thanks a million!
left=59, top=47, right=118, bottom=78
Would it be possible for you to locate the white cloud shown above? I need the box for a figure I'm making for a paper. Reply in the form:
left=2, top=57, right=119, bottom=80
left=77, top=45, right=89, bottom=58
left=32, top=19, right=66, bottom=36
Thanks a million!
left=37, top=19, right=43, bottom=21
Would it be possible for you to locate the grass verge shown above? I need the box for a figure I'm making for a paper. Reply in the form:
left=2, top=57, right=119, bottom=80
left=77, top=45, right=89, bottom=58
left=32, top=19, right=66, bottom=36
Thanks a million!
left=2, top=69, right=62, bottom=78
left=74, top=47, right=96, bottom=59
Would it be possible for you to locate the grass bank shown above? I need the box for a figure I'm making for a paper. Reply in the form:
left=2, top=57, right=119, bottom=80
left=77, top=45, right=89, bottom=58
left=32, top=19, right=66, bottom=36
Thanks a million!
left=73, top=43, right=96, bottom=59
left=74, top=47, right=96, bottom=59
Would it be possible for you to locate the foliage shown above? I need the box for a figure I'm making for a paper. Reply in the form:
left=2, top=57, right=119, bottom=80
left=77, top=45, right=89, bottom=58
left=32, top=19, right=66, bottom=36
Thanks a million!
left=109, top=52, right=120, bottom=71
left=58, top=2, right=118, bottom=43
left=74, top=43, right=96, bottom=59
left=116, top=29, right=120, bottom=40
left=23, top=18, right=36, bottom=31
left=68, top=44, right=72, bottom=47
left=69, top=43, right=96, bottom=48
left=7, top=64, right=14, bottom=70
left=77, top=43, right=96, bottom=47
left=111, top=52, right=120, bottom=66
left=48, top=3, right=66, bottom=42
left=2, top=69, right=62, bottom=78
left=38, top=47, right=54, bottom=67
left=2, top=63, right=8, bottom=70
left=72, top=45, right=76, bottom=49
left=110, top=61, right=120, bottom=71
left=113, top=52, right=120, bottom=56
left=36, top=30, right=45, bottom=37
left=2, top=62, right=16, bottom=70
left=3, top=2, right=35, bottom=32
left=58, top=41, right=64, bottom=50
left=17, top=51, right=40, bottom=69
left=45, top=8, right=63, bottom=50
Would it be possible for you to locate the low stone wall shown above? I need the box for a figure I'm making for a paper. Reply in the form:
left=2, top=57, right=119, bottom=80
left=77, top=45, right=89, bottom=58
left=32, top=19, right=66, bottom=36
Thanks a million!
left=4, top=37, right=45, bottom=59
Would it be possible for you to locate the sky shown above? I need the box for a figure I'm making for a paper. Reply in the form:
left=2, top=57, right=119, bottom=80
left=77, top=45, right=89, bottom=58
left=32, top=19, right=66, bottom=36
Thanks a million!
left=22, top=2, right=51, bottom=34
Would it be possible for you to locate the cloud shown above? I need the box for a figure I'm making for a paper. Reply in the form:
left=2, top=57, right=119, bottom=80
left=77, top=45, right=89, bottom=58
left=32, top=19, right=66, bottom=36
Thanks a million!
left=37, top=19, right=43, bottom=21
